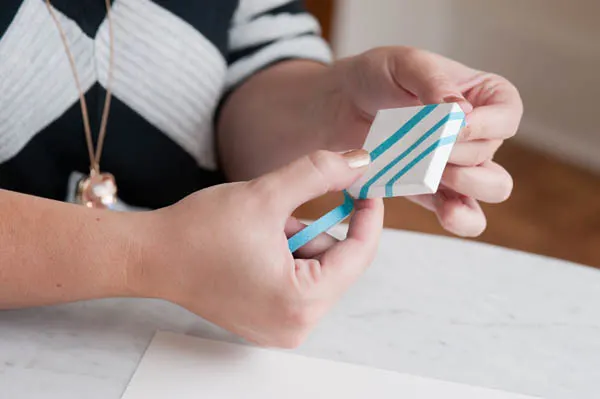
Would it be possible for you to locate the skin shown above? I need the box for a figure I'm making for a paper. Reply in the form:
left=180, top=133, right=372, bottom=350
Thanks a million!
left=0, top=46, right=522, bottom=348
left=219, top=47, right=523, bottom=236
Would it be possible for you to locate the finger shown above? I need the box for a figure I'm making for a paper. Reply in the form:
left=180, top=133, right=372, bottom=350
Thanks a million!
left=389, top=48, right=473, bottom=112
left=252, top=150, right=370, bottom=214
left=449, top=139, right=503, bottom=166
left=442, top=161, right=513, bottom=203
left=458, top=106, right=521, bottom=142
left=407, top=190, right=486, bottom=237
left=317, top=198, right=384, bottom=289
left=433, top=188, right=487, bottom=237
left=285, top=217, right=338, bottom=259
left=292, top=258, right=323, bottom=293
left=464, top=72, right=523, bottom=110
left=405, top=194, right=436, bottom=212
left=348, top=50, right=423, bottom=115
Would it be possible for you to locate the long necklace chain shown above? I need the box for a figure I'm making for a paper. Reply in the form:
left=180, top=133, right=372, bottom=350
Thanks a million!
left=44, top=0, right=115, bottom=175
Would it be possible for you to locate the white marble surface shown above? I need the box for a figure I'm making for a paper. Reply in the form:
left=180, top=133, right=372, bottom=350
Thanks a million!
left=1, top=228, right=600, bottom=399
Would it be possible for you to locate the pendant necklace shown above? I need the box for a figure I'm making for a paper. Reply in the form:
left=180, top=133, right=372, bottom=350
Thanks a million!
left=45, top=0, right=117, bottom=209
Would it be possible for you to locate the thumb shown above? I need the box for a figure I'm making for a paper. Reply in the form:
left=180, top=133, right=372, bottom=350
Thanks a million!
left=254, top=150, right=370, bottom=214
left=390, top=48, right=473, bottom=112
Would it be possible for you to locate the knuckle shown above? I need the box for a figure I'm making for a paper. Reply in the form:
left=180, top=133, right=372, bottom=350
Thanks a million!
left=496, top=73, right=520, bottom=94
left=489, top=73, right=524, bottom=123
left=306, top=259, right=323, bottom=283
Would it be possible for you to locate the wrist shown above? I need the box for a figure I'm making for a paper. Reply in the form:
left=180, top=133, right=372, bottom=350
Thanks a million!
left=94, top=211, right=148, bottom=299
left=122, top=207, right=203, bottom=304
left=117, top=211, right=156, bottom=299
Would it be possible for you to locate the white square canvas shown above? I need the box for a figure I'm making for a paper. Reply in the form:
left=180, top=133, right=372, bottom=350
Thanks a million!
left=347, top=103, right=464, bottom=199
left=121, top=332, right=538, bottom=399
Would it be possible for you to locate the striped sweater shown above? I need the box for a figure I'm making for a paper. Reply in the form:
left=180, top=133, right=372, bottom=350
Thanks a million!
left=0, top=0, right=331, bottom=209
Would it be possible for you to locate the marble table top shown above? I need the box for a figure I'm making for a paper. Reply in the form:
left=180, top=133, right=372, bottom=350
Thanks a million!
left=1, top=228, right=599, bottom=399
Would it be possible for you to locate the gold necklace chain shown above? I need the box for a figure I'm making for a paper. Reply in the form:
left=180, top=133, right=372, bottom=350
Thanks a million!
left=45, top=0, right=115, bottom=175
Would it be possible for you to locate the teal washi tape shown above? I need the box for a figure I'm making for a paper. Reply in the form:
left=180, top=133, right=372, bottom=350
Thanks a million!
left=288, top=191, right=354, bottom=253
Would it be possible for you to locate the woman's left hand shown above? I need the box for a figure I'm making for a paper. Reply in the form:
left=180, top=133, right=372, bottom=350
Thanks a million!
left=320, top=46, right=523, bottom=237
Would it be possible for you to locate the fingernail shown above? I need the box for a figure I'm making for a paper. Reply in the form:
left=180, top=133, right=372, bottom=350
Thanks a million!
left=342, top=149, right=370, bottom=169
left=442, top=94, right=466, bottom=104
left=443, top=95, right=473, bottom=113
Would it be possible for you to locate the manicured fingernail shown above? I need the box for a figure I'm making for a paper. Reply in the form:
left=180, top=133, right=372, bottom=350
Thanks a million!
left=342, top=149, right=370, bottom=169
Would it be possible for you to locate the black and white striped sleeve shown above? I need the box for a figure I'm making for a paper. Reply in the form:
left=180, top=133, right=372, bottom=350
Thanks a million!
left=225, top=0, right=333, bottom=89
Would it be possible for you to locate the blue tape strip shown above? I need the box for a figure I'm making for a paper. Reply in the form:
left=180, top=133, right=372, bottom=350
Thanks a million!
left=369, top=104, right=438, bottom=161
left=359, top=112, right=464, bottom=199
left=288, top=191, right=354, bottom=253
left=385, top=134, right=459, bottom=197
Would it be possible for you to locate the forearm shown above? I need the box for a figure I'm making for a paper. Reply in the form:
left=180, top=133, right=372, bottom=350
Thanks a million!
left=217, top=60, right=349, bottom=181
left=0, top=190, right=139, bottom=308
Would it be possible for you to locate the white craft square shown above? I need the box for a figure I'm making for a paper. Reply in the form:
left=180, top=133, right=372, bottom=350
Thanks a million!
left=347, top=103, right=464, bottom=199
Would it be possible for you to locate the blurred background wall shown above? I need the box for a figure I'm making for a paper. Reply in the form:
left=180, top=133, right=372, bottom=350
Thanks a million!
left=301, top=0, right=600, bottom=268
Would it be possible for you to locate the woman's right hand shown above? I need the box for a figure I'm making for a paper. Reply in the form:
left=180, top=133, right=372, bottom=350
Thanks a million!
left=129, top=150, right=383, bottom=348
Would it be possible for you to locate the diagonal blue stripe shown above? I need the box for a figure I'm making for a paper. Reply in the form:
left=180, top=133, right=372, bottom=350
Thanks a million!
left=288, top=191, right=354, bottom=253
left=384, top=134, right=459, bottom=197
left=359, top=112, right=464, bottom=199
left=369, top=104, right=438, bottom=161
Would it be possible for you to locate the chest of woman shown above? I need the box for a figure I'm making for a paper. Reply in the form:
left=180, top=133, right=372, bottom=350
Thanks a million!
left=0, top=0, right=237, bottom=207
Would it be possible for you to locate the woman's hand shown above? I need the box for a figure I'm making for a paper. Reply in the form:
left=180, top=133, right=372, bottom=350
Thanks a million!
left=321, top=47, right=523, bottom=237
left=132, top=150, right=383, bottom=348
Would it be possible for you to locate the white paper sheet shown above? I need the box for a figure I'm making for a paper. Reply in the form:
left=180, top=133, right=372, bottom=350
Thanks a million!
left=121, top=332, right=539, bottom=399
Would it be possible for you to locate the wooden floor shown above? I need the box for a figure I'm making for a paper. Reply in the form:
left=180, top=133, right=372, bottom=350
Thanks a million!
left=295, top=142, right=600, bottom=268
